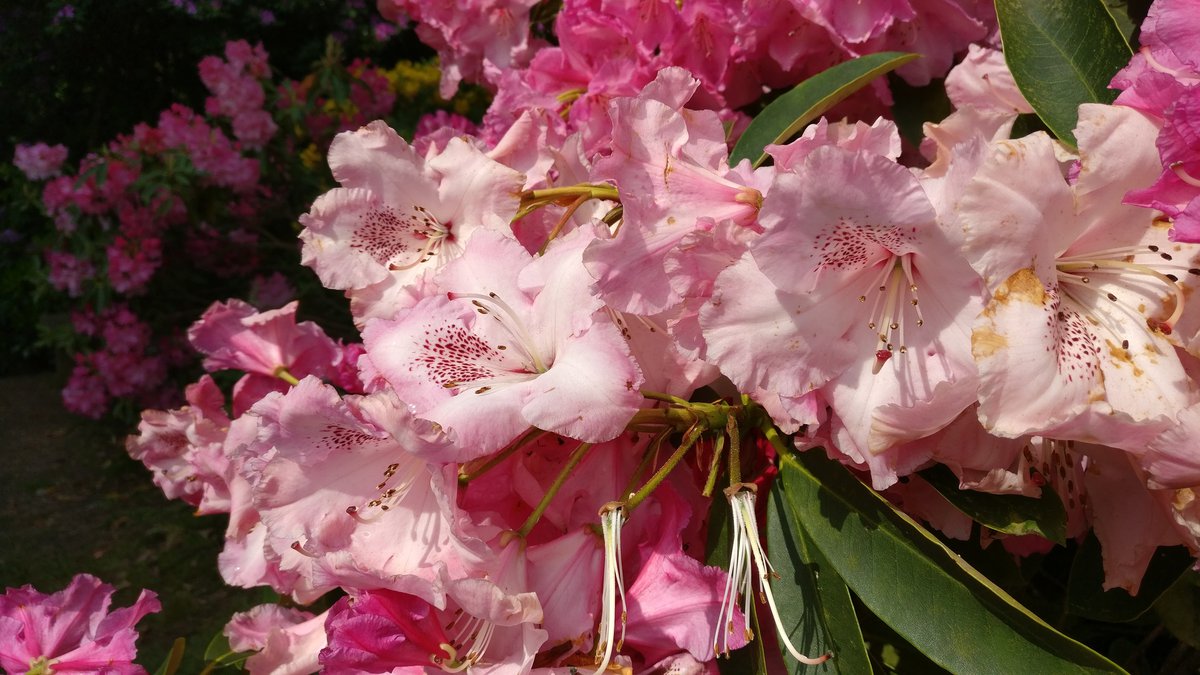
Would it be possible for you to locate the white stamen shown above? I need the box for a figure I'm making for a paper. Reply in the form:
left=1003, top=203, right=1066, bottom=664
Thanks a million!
left=593, top=502, right=627, bottom=674
left=714, top=486, right=830, bottom=665
left=453, top=291, right=550, bottom=373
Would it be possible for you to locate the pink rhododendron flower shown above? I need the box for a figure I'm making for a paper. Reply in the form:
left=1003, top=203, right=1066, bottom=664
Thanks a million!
left=586, top=68, right=768, bottom=316
left=959, top=104, right=1200, bottom=445
left=299, top=120, right=525, bottom=305
left=45, top=250, right=95, bottom=298
left=0, top=574, right=160, bottom=675
left=188, top=299, right=348, bottom=413
left=364, top=230, right=644, bottom=457
left=703, top=131, right=983, bottom=487
left=13, top=142, right=69, bottom=180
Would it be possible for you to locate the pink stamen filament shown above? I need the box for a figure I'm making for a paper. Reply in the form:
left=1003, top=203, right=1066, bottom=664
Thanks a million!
left=864, top=255, right=924, bottom=374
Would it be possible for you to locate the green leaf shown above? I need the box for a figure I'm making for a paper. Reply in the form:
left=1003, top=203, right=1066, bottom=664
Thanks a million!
left=767, top=481, right=871, bottom=674
left=1156, top=572, right=1200, bottom=649
left=889, top=74, right=952, bottom=148
left=1101, top=0, right=1138, bottom=42
left=200, top=629, right=253, bottom=673
left=730, top=52, right=919, bottom=167
left=1067, top=533, right=1194, bottom=622
left=920, top=464, right=1067, bottom=543
left=995, top=0, right=1133, bottom=147
left=152, top=638, right=185, bottom=675
left=777, top=449, right=1126, bottom=674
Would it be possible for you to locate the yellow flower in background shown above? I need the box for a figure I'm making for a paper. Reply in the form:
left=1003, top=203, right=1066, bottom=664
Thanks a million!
left=300, top=143, right=322, bottom=169
left=386, top=59, right=441, bottom=101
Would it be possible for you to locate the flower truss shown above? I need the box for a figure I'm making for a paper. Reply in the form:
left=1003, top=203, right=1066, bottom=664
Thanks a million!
left=108, top=0, right=1200, bottom=672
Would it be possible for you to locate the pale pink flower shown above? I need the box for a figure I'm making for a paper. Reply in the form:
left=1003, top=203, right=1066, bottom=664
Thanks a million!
left=225, top=604, right=316, bottom=654
left=585, top=68, right=768, bottom=316
left=0, top=574, right=160, bottom=675
left=363, top=230, right=644, bottom=458
left=126, top=374, right=233, bottom=512
left=299, top=120, right=524, bottom=299
left=228, top=378, right=488, bottom=603
left=703, top=140, right=983, bottom=486
left=188, top=299, right=345, bottom=414
left=959, top=104, right=1200, bottom=445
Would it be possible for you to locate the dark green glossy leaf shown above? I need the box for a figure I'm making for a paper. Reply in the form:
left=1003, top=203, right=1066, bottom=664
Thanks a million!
left=920, top=464, right=1067, bottom=543
left=889, top=74, right=952, bottom=148
left=730, top=52, right=919, bottom=167
left=1156, top=572, right=1200, bottom=649
left=152, top=638, right=185, bottom=675
left=1101, top=0, right=1138, bottom=41
left=768, top=480, right=871, bottom=674
left=1067, top=533, right=1193, bottom=622
left=995, top=0, right=1133, bottom=147
left=778, top=449, right=1125, bottom=674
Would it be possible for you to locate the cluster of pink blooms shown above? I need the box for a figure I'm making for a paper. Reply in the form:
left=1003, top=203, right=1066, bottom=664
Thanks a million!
left=62, top=304, right=181, bottom=419
left=12, top=142, right=69, bottom=181
left=18, top=38, right=405, bottom=419
left=31, top=36, right=272, bottom=415
left=382, top=0, right=998, bottom=154
left=200, top=39, right=279, bottom=149
left=106, top=0, right=1200, bottom=672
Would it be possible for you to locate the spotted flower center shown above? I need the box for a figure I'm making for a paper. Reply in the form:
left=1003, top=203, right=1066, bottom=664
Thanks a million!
left=410, top=292, right=552, bottom=397
left=351, top=203, right=453, bottom=272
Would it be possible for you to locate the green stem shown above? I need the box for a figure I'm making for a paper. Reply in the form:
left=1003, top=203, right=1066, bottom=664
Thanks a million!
left=760, top=420, right=792, bottom=460
left=702, top=432, right=726, bottom=498
left=537, top=193, right=589, bottom=255
left=622, top=428, right=671, bottom=498
left=640, top=389, right=692, bottom=406
left=518, top=442, right=592, bottom=537
left=625, top=424, right=703, bottom=513
left=522, top=185, right=619, bottom=202
left=459, top=428, right=547, bottom=484
left=728, top=412, right=742, bottom=485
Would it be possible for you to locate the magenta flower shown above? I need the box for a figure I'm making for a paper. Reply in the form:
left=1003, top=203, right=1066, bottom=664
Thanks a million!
left=0, top=574, right=160, bottom=675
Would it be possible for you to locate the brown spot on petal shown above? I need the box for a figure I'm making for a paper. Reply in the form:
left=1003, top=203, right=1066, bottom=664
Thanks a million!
left=1106, top=340, right=1144, bottom=377
left=972, top=327, right=1008, bottom=358
left=993, top=267, right=1046, bottom=306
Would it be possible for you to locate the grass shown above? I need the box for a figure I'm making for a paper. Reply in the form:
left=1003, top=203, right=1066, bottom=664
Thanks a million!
left=0, top=372, right=263, bottom=672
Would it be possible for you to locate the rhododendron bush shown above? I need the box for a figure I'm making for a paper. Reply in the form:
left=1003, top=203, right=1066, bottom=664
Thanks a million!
left=16, top=0, right=1200, bottom=672
left=6, top=34, right=483, bottom=420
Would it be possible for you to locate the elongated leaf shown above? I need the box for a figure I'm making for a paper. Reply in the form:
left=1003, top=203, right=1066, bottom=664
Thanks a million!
left=153, top=638, right=186, bottom=675
left=778, top=450, right=1125, bottom=674
left=768, top=481, right=870, bottom=674
left=1067, top=533, right=1193, bottom=622
left=1156, top=572, right=1200, bottom=649
left=995, top=0, right=1132, bottom=147
left=920, top=464, right=1067, bottom=543
left=730, top=52, right=919, bottom=167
